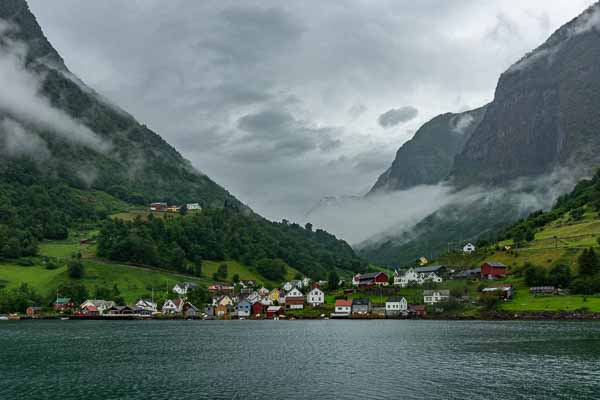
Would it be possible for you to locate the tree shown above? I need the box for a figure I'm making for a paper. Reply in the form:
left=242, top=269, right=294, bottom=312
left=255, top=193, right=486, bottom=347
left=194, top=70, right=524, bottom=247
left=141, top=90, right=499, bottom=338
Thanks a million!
left=578, top=248, right=600, bottom=276
left=232, top=274, right=240, bottom=284
left=256, top=258, right=287, bottom=282
left=548, top=264, right=572, bottom=288
left=186, top=287, right=209, bottom=306
left=179, top=204, right=188, bottom=216
left=305, top=222, right=313, bottom=232
left=328, top=270, right=340, bottom=290
left=523, top=263, right=547, bottom=287
left=218, top=264, right=228, bottom=279
left=67, top=257, right=84, bottom=279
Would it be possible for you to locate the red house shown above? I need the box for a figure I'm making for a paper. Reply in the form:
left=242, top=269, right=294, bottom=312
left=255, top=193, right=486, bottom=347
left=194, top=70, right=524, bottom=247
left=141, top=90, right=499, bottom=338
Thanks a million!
left=357, top=272, right=389, bottom=287
left=53, top=297, right=75, bottom=312
left=26, top=306, right=43, bottom=317
left=481, top=262, right=508, bottom=280
left=409, top=305, right=426, bottom=317
left=251, top=302, right=264, bottom=317
left=266, top=306, right=283, bottom=318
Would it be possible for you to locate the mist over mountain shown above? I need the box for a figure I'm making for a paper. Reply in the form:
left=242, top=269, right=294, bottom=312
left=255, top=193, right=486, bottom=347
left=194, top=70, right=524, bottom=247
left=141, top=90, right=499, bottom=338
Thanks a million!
left=359, top=1, right=600, bottom=265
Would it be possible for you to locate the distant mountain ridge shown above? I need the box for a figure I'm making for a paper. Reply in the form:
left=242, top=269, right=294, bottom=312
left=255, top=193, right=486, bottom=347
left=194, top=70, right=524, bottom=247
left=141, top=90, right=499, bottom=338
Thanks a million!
left=369, top=106, right=487, bottom=194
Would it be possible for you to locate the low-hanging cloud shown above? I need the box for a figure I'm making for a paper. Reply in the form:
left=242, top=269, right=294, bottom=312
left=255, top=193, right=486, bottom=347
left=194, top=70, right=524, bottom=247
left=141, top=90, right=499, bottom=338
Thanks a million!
left=0, top=24, right=109, bottom=153
left=0, top=117, right=51, bottom=160
left=378, top=106, right=419, bottom=128
left=451, top=113, right=475, bottom=135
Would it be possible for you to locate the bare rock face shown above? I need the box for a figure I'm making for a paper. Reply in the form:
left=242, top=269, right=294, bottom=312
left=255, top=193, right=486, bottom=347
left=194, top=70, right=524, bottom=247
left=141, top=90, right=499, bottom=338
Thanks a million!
left=451, top=2, right=600, bottom=187
left=369, top=106, right=487, bottom=194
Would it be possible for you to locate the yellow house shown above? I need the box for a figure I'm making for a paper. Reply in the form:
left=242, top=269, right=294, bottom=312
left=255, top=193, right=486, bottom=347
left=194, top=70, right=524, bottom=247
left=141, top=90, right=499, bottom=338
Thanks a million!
left=216, top=304, right=229, bottom=318
left=268, top=289, right=281, bottom=303
left=218, top=295, right=233, bottom=307
left=418, top=257, right=429, bottom=266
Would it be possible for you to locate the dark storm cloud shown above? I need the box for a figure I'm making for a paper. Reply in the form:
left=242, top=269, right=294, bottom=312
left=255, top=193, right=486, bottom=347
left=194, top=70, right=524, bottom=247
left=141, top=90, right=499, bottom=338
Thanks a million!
left=378, top=106, right=419, bottom=128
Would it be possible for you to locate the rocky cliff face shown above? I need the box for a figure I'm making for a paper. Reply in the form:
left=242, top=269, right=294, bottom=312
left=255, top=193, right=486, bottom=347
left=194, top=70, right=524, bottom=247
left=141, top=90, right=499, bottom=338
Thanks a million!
left=451, top=2, right=600, bottom=187
left=369, top=106, right=487, bottom=194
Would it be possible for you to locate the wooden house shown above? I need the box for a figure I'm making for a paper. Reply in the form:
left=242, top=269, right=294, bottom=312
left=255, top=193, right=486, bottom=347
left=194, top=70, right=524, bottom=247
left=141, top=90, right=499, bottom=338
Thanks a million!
left=284, top=288, right=304, bottom=309
left=357, top=272, right=389, bottom=287
left=481, top=262, right=508, bottom=280
left=266, top=305, right=283, bottom=318
left=352, top=298, right=372, bottom=314
left=53, top=297, right=75, bottom=312
left=385, top=296, right=408, bottom=317
left=307, top=287, right=324, bottom=307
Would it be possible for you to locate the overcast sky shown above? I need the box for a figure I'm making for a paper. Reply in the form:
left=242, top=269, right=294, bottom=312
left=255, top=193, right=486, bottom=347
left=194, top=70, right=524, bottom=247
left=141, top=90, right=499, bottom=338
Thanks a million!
left=28, top=0, right=594, bottom=222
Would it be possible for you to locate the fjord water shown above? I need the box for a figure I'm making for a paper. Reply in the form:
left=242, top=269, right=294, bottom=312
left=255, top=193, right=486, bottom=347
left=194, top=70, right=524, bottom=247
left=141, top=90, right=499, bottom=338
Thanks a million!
left=1, top=320, right=600, bottom=399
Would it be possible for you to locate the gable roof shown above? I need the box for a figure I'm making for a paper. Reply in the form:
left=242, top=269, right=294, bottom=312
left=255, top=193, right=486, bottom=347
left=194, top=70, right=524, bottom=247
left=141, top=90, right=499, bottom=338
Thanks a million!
left=414, top=265, right=446, bottom=273
left=352, top=298, right=371, bottom=305
left=335, top=299, right=352, bottom=307
left=423, top=290, right=450, bottom=296
left=484, top=262, right=507, bottom=268
left=359, top=272, right=385, bottom=280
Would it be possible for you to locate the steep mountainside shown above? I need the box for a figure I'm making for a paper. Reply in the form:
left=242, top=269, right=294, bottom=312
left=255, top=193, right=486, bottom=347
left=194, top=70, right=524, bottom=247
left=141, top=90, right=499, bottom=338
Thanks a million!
left=369, top=106, right=487, bottom=194
left=0, top=0, right=241, bottom=208
left=451, top=3, right=600, bottom=187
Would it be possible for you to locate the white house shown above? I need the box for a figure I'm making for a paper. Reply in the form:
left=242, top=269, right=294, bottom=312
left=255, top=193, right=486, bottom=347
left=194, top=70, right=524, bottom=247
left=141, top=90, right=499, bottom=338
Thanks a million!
left=302, top=277, right=312, bottom=288
left=282, top=282, right=293, bottom=292
left=423, top=290, right=450, bottom=305
left=186, top=203, right=202, bottom=211
left=352, top=274, right=361, bottom=287
left=332, top=299, right=352, bottom=317
left=236, top=299, right=252, bottom=318
left=162, top=299, right=183, bottom=314
left=284, top=287, right=304, bottom=309
left=394, top=266, right=444, bottom=287
left=172, top=282, right=198, bottom=295
left=257, top=287, right=270, bottom=297
left=135, top=299, right=157, bottom=313
left=463, top=243, right=476, bottom=254
left=79, top=299, right=115, bottom=315
left=306, top=287, right=324, bottom=307
left=385, top=297, right=408, bottom=317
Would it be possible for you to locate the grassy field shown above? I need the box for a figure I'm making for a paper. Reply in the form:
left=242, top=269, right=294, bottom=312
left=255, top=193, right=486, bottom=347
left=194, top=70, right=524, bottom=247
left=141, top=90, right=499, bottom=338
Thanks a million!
left=501, top=288, right=600, bottom=313
left=0, top=259, right=207, bottom=303
left=201, top=260, right=301, bottom=288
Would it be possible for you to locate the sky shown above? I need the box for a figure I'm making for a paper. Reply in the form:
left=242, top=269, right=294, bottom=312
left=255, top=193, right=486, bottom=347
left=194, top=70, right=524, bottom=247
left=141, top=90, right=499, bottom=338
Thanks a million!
left=27, top=0, right=595, bottom=224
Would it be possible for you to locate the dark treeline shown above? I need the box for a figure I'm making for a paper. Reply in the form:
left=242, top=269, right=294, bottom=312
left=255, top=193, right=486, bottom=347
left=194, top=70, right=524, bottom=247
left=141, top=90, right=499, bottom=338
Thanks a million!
left=97, top=209, right=367, bottom=280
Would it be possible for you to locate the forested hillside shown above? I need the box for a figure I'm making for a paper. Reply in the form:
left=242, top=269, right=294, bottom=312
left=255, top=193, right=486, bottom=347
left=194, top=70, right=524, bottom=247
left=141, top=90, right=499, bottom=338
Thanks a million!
left=97, top=209, right=366, bottom=280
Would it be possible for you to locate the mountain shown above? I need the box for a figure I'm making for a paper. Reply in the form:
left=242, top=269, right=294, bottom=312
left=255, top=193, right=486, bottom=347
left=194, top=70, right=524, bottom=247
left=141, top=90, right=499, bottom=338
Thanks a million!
left=369, top=106, right=487, bottom=194
left=361, top=2, right=600, bottom=265
left=450, top=3, right=600, bottom=187
left=0, top=0, right=368, bottom=277
left=0, top=0, right=240, bottom=209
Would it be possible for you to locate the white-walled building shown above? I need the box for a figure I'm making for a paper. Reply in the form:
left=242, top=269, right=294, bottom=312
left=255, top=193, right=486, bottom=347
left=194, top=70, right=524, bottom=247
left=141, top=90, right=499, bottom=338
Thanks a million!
left=423, top=290, right=450, bottom=305
left=463, top=243, right=476, bottom=254
left=306, top=287, right=324, bottom=307
left=394, top=266, right=445, bottom=287
left=385, top=297, right=408, bottom=317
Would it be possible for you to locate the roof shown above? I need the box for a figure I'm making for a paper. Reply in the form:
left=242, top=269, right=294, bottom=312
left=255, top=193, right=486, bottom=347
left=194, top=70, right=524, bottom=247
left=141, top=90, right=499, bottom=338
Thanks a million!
left=410, top=305, right=426, bottom=311
left=267, top=306, right=282, bottom=312
left=55, top=297, right=72, bottom=304
left=335, top=299, right=352, bottom=307
left=386, top=296, right=406, bottom=303
left=484, top=262, right=507, bottom=268
left=423, top=290, right=450, bottom=296
left=352, top=298, right=371, bottom=305
left=414, top=265, right=446, bottom=273
left=359, top=272, right=386, bottom=280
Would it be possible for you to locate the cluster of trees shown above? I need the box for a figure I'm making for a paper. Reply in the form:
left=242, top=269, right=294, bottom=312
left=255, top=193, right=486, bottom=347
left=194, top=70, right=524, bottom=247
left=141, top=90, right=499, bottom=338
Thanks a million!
left=97, top=209, right=367, bottom=280
left=0, top=163, right=125, bottom=258
left=522, top=248, right=600, bottom=294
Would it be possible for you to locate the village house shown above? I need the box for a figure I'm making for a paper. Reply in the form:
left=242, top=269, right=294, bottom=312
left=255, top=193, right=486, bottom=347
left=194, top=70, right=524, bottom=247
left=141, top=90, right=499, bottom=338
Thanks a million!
left=80, top=300, right=115, bottom=315
left=451, top=267, right=481, bottom=280
left=26, top=306, right=43, bottom=317
left=257, top=287, right=270, bottom=297
left=282, top=282, right=293, bottom=292
left=149, top=202, right=168, bottom=212
left=106, top=305, right=135, bottom=315
left=352, top=274, right=361, bottom=287
left=302, top=277, right=312, bottom=288
left=236, top=299, right=252, bottom=318
left=423, top=290, right=450, bottom=305
left=162, top=299, right=184, bottom=314
left=307, top=287, right=325, bottom=307
left=135, top=299, right=158, bottom=313
left=182, top=303, right=199, bottom=318
left=80, top=303, right=100, bottom=316
left=284, top=288, right=304, bottom=309
left=252, top=301, right=264, bottom=317
left=463, top=243, right=476, bottom=254
left=53, top=297, right=75, bottom=312
left=186, top=203, right=202, bottom=211
left=530, top=286, right=558, bottom=295
left=166, top=205, right=181, bottom=213
left=217, top=295, right=234, bottom=307
left=260, top=297, right=273, bottom=307
left=245, top=292, right=260, bottom=304
left=268, top=288, right=282, bottom=303
left=482, top=284, right=514, bottom=300
left=385, top=296, right=408, bottom=317
left=216, top=304, right=229, bottom=318
left=357, top=272, right=389, bottom=287
left=352, top=298, right=372, bottom=314
left=204, top=305, right=215, bottom=318
left=332, top=299, right=352, bottom=317
left=291, top=279, right=303, bottom=289
left=418, top=256, right=429, bottom=266
left=409, top=304, right=427, bottom=317
left=394, top=266, right=444, bottom=287
left=481, top=262, right=508, bottom=280
left=239, top=280, right=257, bottom=289
left=266, top=305, right=284, bottom=319
left=173, top=282, right=199, bottom=295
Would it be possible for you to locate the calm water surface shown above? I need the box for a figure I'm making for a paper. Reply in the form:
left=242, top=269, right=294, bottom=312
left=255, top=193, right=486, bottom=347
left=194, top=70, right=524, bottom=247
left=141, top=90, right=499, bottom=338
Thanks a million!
left=1, top=320, right=600, bottom=399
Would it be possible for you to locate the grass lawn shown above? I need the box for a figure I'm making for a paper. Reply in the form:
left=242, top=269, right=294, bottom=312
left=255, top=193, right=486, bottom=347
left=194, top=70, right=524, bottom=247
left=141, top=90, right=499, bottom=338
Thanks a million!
left=0, top=260, right=206, bottom=303
left=201, top=260, right=301, bottom=288
left=502, top=288, right=600, bottom=312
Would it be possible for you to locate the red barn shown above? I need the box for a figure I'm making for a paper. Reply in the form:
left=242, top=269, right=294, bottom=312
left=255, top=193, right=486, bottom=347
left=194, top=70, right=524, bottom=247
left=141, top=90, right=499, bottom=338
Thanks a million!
left=481, top=262, right=508, bottom=280
left=266, top=306, right=283, bottom=318
left=26, top=306, right=43, bottom=317
left=251, top=302, right=264, bottom=317
left=53, top=297, right=75, bottom=312
left=357, top=272, right=389, bottom=287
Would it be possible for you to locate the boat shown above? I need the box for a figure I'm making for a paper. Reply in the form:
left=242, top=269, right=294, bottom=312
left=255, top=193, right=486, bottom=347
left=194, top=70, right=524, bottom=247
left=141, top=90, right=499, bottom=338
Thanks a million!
left=0, top=315, right=8, bottom=321
left=60, top=317, right=70, bottom=321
